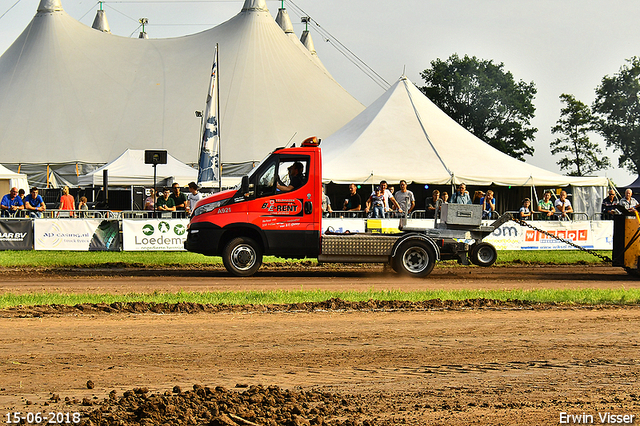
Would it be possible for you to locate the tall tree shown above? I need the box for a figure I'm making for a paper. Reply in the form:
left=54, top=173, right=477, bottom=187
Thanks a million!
left=419, top=54, right=537, bottom=160
left=550, top=94, right=610, bottom=176
left=592, top=57, right=640, bottom=175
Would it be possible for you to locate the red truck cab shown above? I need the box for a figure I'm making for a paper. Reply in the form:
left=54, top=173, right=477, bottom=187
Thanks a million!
left=186, top=138, right=322, bottom=276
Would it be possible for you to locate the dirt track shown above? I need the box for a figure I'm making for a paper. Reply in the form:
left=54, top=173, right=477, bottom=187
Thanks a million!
left=1, top=264, right=639, bottom=425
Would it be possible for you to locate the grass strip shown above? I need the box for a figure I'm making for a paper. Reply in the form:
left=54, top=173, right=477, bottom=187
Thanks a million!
left=1, top=288, right=639, bottom=309
left=0, top=250, right=613, bottom=268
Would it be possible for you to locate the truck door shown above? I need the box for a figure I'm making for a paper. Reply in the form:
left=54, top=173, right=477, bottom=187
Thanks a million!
left=248, top=154, right=319, bottom=258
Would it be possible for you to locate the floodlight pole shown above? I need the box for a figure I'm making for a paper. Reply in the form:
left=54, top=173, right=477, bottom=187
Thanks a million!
left=153, top=162, right=157, bottom=217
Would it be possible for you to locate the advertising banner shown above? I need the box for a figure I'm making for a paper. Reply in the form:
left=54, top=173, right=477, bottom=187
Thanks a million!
left=122, top=219, right=189, bottom=251
left=34, top=219, right=120, bottom=251
left=0, top=219, right=33, bottom=250
left=322, top=218, right=613, bottom=250
left=484, top=220, right=613, bottom=250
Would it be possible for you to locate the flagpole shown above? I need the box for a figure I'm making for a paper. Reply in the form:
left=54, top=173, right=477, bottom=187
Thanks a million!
left=216, top=43, right=222, bottom=192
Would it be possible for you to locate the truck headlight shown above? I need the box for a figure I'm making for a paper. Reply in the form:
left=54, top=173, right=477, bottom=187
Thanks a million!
left=192, top=199, right=229, bottom=217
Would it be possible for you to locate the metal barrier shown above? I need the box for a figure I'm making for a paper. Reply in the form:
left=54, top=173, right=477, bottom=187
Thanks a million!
left=325, top=210, right=367, bottom=218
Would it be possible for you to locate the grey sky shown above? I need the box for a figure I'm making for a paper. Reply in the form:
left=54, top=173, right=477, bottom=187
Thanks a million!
left=1, top=0, right=637, bottom=186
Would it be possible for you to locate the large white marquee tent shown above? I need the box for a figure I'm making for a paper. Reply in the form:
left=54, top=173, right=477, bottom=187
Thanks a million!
left=322, top=76, right=609, bottom=188
left=0, top=0, right=364, bottom=186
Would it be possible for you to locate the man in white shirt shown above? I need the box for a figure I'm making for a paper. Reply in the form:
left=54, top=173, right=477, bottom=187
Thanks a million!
left=554, top=190, right=573, bottom=220
left=187, top=182, right=203, bottom=214
left=371, top=180, right=401, bottom=214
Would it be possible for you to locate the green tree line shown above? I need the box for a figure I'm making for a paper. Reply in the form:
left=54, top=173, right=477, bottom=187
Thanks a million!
left=419, top=54, right=640, bottom=177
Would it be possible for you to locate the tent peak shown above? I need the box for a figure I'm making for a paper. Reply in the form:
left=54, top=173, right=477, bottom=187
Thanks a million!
left=37, top=0, right=63, bottom=13
left=275, top=8, right=295, bottom=34
left=242, top=0, right=269, bottom=12
left=92, top=9, right=111, bottom=33
left=300, top=30, right=316, bottom=55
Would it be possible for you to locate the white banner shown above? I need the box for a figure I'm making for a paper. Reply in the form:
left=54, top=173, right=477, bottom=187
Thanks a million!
left=322, top=218, right=613, bottom=250
left=123, top=219, right=189, bottom=251
left=34, top=219, right=120, bottom=251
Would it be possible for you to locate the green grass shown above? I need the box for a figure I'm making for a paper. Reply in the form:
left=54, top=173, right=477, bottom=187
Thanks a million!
left=0, top=250, right=613, bottom=268
left=0, top=288, right=638, bottom=309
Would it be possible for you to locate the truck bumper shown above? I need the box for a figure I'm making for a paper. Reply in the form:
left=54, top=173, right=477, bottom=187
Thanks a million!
left=184, top=222, right=224, bottom=255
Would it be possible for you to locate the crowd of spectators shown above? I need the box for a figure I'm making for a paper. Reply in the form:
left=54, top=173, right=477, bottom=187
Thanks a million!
left=0, top=181, right=205, bottom=218
left=321, top=181, right=635, bottom=222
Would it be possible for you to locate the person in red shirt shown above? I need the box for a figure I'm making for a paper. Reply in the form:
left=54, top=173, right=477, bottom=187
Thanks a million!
left=59, top=186, right=75, bottom=217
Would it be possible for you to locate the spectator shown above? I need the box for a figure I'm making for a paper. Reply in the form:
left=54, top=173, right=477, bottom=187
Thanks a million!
left=144, top=188, right=155, bottom=211
left=472, top=190, right=484, bottom=205
left=187, top=182, right=202, bottom=214
left=0, top=187, right=24, bottom=217
left=277, top=162, right=304, bottom=192
left=440, top=191, right=449, bottom=204
left=519, top=198, right=532, bottom=221
left=365, top=186, right=385, bottom=218
left=481, top=190, right=496, bottom=219
left=601, top=189, right=618, bottom=219
left=425, top=190, right=440, bottom=218
left=451, top=183, right=471, bottom=204
left=18, top=188, right=25, bottom=203
left=59, top=186, right=75, bottom=217
left=537, top=190, right=556, bottom=219
left=394, top=180, right=415, bottom=216
left=78, top=196, right=89, bottom=218
left=157, top=187, right=176, bottom=212
left=619, top=188, right=639, bottom=212
left=24, top=187, right=46, bottom=218
left=321, top=185, right=332, bottom=216
left=343, top=183, right=361, bottom=211
left=554, top=190, right=573, bottom=220
left=170, top=182, right=188, bottom=212
left=374, top=181, right=401, bottom=213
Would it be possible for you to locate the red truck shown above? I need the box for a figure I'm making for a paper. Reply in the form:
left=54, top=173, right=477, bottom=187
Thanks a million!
left=185, top=138, right=506, bottom=277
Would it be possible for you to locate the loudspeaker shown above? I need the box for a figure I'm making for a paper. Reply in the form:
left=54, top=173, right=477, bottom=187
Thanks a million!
left=144, top=150, right=168, bottom=165
left=132, top=186, right=145, bottom=210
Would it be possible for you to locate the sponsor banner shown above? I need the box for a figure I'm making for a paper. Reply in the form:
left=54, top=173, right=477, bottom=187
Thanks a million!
left=322, top=218, right=366, bottom=234
left=366, top=219, right=402, bottom=234
left=322, top=218, right=613, bottom=250
left=484, top=220, right=613, bottom=250
left=34, top=219, right=120, bottom=251
left=0, top=219, right=33, bottom=251
left=123, top=219, right=188, bottom=251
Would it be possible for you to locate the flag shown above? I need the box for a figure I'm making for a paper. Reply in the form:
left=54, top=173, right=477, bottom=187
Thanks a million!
left=198, top=46, right=219, bottom=187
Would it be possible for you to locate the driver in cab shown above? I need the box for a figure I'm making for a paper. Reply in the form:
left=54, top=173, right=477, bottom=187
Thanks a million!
left=276, top=162, right=304, bottom=192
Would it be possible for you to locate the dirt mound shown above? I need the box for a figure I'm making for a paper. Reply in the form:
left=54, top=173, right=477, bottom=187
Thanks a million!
left=81, top=384, right=370, bottom=426
left=0, top=297, right=550, bottom=317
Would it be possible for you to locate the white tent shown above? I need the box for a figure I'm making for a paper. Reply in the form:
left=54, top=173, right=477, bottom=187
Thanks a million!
left=78, top=150, right=197, bottom=187
left=322, top=76, right=609, bottom=187
left=0, top=0, right=364, bottom=183
left=0, top=164, right=29, bottom=193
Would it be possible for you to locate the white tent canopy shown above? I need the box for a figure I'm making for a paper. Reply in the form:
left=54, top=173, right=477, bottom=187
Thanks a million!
left=78, top=150, right=197, bottom=187
left=0, top=164, right=29, bottom=192
left=322, top=76, right=609, bottom=187
left=0, top=0, right=363, bottom=180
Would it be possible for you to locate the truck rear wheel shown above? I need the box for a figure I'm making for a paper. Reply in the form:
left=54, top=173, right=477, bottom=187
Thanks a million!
left=393, top=240, right=436, bottom=278
left=222, top=237, right=263, bottom=277
left=469, top=242, right=497, bottom=267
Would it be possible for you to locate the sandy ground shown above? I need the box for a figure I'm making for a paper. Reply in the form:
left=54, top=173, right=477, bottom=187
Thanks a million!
left=0, top=264, right=639, bottom=425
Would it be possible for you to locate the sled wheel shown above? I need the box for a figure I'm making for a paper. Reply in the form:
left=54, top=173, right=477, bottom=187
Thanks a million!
left=469, top=242, right=497, bottom=267
left=392, top=240, right=436, bottom=278
left=222, top=237, right=263, bottom=277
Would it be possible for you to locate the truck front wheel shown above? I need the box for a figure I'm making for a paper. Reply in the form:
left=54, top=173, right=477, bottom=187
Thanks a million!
left=393, top=240, right=436, bottom=278
left=222, top=237, right=263, bottom=277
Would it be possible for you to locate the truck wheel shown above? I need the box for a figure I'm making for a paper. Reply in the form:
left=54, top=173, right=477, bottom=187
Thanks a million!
left=222, top=237, right=263, bottom=277
left=393, top=240, right=436, bottom=278
left=469, top=242, right=497, bottom=267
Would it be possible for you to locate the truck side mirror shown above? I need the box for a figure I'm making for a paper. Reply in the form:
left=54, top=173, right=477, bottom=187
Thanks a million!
left=241, top=175, right=249, bottom=196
